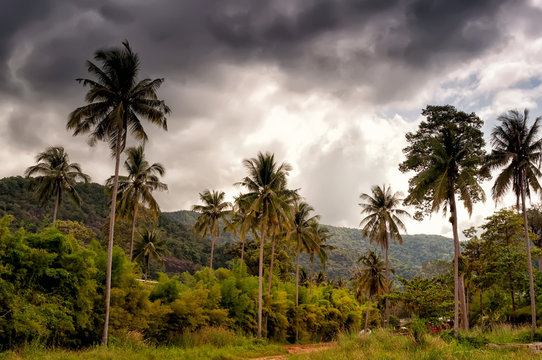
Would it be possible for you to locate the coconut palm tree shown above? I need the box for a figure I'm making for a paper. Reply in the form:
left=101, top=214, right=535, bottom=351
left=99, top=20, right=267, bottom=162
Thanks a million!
left=226, top=194, right=256, bottom=267
left=192, top=190, right=231, bottom=269
left=133, top=227, right=169, bottom=281
left=308, top=222, right=333, bottom=297
left=352, top=250, right=386, bottom=334
left=287, top=201, right=320, bottom=342
left=66, top=41, right=170, bottom=345
left=236, top=152, right=293, bottom=338
left=484, top=109, right=542, bottom=340
left=400, top=105, right=488, bottom=336
left=359, top=184, right=410, bottom=327
left=25, top=146, right=90, bottom=226
left=106, top=145, right=167, bottom=261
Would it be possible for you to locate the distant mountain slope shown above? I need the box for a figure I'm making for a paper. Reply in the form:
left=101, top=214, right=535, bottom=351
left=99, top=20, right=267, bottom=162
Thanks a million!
left=0, top=177, right=454, bottom=279
left=162, top=210, right=454, bottom=280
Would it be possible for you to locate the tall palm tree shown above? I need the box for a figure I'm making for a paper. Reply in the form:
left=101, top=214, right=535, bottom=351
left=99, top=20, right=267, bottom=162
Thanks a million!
left=287, top=201, right=319, bottom=342
left=484, top=109, right=542, bottom=339
left=227, top=194, right=256, bottom=267
left=400, top=106, right=488, bottom=336
left=66, top=41, right=170, bottom=345
left=25, top=146, right=90, bottom=226
left=359, top=184, right=410, bottom=327
left=236, top=152, right=293, bottom=338
left=352, top=250, right=386, bottom=334
left=308, top=222, right=333, bottom=297
left=192, top=190, right=231, bottom=269
left=106, top=145, right=167, bottom=261
left=133, top=227, right=169, bottom=281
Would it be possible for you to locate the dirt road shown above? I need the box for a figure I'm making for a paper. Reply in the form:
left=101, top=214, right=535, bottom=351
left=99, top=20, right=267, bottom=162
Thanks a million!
left=251, top=342, right=336, bottom=359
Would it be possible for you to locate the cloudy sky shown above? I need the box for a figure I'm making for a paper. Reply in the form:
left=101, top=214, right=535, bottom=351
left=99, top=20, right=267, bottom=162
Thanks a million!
left=2, top=0, right=542, bottom=237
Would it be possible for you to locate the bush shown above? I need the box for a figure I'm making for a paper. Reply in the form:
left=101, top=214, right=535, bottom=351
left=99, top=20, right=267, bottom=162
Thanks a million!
left=409, top=318, right=428, bottom=345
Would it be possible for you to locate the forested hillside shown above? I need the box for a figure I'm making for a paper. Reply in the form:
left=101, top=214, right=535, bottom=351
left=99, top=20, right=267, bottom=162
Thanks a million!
left=0, top=177, right=453, bottom=280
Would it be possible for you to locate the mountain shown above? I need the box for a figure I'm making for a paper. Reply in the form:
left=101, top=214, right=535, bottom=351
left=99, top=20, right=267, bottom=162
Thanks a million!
left=0, top=176, right=454, bottom=279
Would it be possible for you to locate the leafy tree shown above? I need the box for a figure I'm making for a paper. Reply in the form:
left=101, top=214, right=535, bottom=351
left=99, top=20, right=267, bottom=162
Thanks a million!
left=25, top=146, right=90, bottom=226
left=484, top=109, right=542, bottom=339
left=353, top=250, right=386, bottom=333
left=359, top=184, right=410, bottom=327
left=107, top=145, right=167, bottom=261
left=236, top=152, right=293, bottom=338
left=133, top=228, right=169, bottom=280
left=399, top=105, right=489, bottom=335
left=192, top=190, right=231, bottom=269
left=67, top=41, right=169, bottom=344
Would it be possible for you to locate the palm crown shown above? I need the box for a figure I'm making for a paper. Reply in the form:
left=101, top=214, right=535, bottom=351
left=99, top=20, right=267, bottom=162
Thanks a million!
left=25, top=146, right=90, bottom=225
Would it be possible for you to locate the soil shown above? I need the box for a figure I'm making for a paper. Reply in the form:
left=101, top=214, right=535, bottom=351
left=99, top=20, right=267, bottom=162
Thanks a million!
left=251, top=342, right=336, bottom=359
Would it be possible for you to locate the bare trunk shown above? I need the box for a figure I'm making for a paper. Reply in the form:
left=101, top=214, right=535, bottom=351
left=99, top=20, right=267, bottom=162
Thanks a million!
left=449, top=190, right=468, bottom=335
left=538, top=255, right=542, bottom=271
left=296, top=243, right=300, bottom=342
left=385, top=235, right=390, bottom=328
left=520, top=173, right=537, bottom=340
left=480, top=289, right=484, bottom=331
left=52, top=187, right=60, bottom=227
left=102, top=135, right=122, bottom=346
left=364, top=297, right=371, bottom=334
left=240, top=234, right=245, bottom=266
left=257, top=220, right=266, bottom=339
left=309, top=252, right=314, bottom=298
left=145, top=254, right=149, bottom=281
left=267, top=226, right=276, bottom=295
left=129, top=203, right=138, bottom=261
left=209, top=220, right=216, bottom=269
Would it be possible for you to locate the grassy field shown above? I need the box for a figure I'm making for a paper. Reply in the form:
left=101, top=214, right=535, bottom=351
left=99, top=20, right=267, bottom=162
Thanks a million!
left=1, top=325, right=540, bottom=359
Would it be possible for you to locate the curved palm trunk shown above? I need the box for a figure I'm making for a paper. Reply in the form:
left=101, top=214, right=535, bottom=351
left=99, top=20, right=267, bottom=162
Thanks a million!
left=145, top=254, right=150, bottom=281
left=309, top=252, right=314, bottom=298
left=240, top=233, right=246, bottom=266
left=459, top=274, right=469, bottom=329
left=52, top=189, right=60, bottom=227
left=384, top=236, right=390, bottom=328
left=102, top=135, right=122, bottom=346
left=520, top=174, right=537, bottom=340
left=538, top=255, right=542, bottom=272
left=257, top=221, right=266, bottom=339
left=129, top=202, right=138, bottom=261
left=267, top=226, right=277, bottom=295
left=364, top=296, right=371, bottom=334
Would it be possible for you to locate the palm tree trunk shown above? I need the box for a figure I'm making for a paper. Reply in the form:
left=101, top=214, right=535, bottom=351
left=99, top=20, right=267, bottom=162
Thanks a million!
left=385, top=236, right=390, bottom=328
left=52, top=188, right=60, bottom=227
left=309, top=252, right=314, bottom=298
left=480, top=289, right=484, bottom=332
left=145, top=254, right=149, bottom=281
left=520, top=173, right=537, bottom=340
left=296, top=242, right=300, bottom=343
left=209, top=220, right=216, bottom=269
left=102, top=135, right=122, bottom=346
left=538, top=255, right=542, bottom=271
left=129, top=202, right=138, bottom=261
left=267, top=226, right=277, bottom=295
left=257, top=220, right=266, bottom=339
left=240, top=233, right=245, bottom=266
left=449, top=190, right=468, bottom=335
left=364, top=296, right=371, bottom=334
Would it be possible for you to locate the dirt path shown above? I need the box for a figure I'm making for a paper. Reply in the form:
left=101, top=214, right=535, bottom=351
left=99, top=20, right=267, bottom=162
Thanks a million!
left=251, top=342, right=336, bottom=360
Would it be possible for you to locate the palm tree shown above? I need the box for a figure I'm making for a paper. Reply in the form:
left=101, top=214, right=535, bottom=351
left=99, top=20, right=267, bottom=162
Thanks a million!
left=484, top=109, right=542, bottom=339
left=400, top=106, right=488, bottom=336
left=359, top=185, right=410, bottom=327
left=133, top=227, right=169, bottom=281
left=67, top=41, right=170, bottom=345
left=227, top=194, right=256, bottom=267
left=236, top=152, right=293, bottom=338
left=192, top=190, right=231, bottom=269
left=308, top=222, right=333, bottom=297
left=106, top=145, right=167, bottom=261
left=25, top=146, right=90, bottom=226
left=352, top=250, right=386, bottom=334
left=287, top=201, right=320, bottom=342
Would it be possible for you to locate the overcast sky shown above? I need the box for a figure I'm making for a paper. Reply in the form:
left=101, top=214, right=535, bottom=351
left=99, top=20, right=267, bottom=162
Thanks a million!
left=2, top=0, right=542, bottom=237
